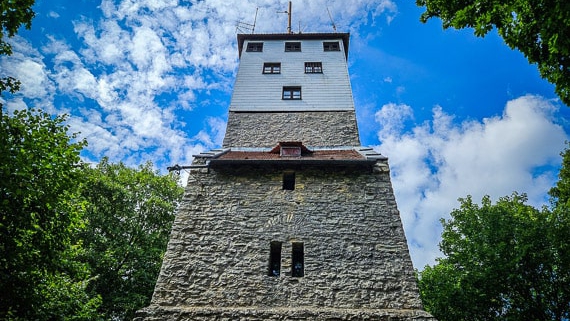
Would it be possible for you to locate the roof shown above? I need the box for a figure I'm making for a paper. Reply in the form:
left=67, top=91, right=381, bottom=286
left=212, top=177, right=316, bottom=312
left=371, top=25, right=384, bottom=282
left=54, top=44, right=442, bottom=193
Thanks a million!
left=217, top=149, right=365, bottom=161
left=206, top=144, right=386, bottom=168
left=190, top=144, right=386, bottom=168
left=237, top=33, right=350, bottom=59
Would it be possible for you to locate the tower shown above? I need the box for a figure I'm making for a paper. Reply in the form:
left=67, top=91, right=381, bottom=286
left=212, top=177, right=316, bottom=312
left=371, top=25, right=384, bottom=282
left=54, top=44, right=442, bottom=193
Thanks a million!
left=136, top=32, right=435, bottom=320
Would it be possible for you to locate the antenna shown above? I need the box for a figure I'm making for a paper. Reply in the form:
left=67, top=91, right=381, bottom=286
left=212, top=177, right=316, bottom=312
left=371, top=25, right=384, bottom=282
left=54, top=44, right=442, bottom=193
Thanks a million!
left=236, top=7, right=258, bottom=34
left=327, top=7, right=337, bottom=32
left=277, top=1, right=292, bottom=33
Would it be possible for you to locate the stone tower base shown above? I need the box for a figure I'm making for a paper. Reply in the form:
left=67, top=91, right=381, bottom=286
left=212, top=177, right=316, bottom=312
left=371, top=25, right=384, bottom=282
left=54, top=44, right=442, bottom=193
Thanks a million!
left=135, top=306, right=435, bottom=320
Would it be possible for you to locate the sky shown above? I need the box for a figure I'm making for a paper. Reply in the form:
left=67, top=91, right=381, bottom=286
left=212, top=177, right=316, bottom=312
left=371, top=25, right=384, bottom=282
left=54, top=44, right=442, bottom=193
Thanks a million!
left=2, top=0, right=569, bottom=270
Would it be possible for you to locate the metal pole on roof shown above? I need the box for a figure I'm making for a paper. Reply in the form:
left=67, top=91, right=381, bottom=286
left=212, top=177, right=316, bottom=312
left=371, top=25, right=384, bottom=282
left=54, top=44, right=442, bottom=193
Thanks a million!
left=287, top=1, right=292, bottom=34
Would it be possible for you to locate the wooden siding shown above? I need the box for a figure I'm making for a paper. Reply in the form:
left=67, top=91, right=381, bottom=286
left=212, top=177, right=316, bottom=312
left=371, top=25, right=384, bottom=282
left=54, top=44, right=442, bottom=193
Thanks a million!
left=230, top=38, right=355, bottom=111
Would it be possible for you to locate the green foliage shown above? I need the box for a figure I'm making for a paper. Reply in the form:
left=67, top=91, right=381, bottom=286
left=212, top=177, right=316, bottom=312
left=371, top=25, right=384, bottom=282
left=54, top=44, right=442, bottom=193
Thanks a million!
left=418, top=191, right=570, bottom=321
left=0, top=0, right=35, bottom=96
left=416, top=0, right=570, bottom=106
left=80, top=159, right=184, bottom=320
left=0, top=109, right=100, bottom=320
left=549, top=143, right=570, bottom=206
left=0, top=0, right=35, bottom=46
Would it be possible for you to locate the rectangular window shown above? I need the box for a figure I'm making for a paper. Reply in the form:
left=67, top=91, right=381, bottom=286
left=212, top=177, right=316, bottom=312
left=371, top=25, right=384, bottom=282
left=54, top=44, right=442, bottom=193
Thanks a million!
left=285, top=42, right=301, bottom=52
left=281, top=147, right=301, bottom=157
left=305, top=62, right=323, bottom=73
left=282, top=86, right=301, bottom=100
left=268, top=241, right=282, bottom=276
left=291, top=242, right=304, bottom=277
left=323, top=41, right=340, bottom=51
left=246, top=42, right=263, bottom=52
left=282, top=172, right=295, bottom=190
left=263, top=62, right=281, bottom=74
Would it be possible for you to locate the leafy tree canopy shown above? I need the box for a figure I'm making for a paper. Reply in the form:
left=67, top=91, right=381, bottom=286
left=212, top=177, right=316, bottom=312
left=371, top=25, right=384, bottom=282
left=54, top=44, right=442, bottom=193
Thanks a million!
left=549, top=143, right=570, bottom=206
left=0, top=0, right=36, bottom=95
left=0, top=0, right=34, bottom=54
left=418, top=188, right=570, bottom=319
left=80, top=159, right=184, bottom=321
left=416, top=0, right=570, bottom=106
left=0, top=109, right=100, bottom=320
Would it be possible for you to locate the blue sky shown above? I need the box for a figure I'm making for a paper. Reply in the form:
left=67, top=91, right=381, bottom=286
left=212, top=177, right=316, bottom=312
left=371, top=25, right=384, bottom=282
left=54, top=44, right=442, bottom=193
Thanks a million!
left=2, top=0, right=569, bottom=269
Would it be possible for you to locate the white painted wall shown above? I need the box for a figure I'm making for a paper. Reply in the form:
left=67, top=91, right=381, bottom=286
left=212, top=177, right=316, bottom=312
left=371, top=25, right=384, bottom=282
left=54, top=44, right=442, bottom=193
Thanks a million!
left=229, top=38, right=355, bottom=111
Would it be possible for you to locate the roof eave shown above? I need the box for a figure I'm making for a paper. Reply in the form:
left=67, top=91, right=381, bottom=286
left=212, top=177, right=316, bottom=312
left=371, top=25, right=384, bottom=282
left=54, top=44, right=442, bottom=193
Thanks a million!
left=208, top=158, right=375, bottom=168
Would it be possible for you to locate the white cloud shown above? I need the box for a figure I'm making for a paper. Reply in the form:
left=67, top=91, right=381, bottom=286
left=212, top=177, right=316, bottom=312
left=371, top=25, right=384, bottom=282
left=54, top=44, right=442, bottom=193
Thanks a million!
left=0, top=36, right=54, bottom=107
left=2, top=0, right=398, bottom=173
left=3, top=0, right=567, bottom=277
left=374, top=95, right=568, bottom=269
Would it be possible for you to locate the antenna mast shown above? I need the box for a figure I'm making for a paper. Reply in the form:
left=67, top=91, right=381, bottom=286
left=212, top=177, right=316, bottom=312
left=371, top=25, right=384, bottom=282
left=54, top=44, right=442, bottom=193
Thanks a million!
left=278, top=1, right=292, bottom=33
left=327, top=7, right=337, bottom=32
left=236, top=7, right=258, bottom=34
left=287, top=1, right=292, bottom=34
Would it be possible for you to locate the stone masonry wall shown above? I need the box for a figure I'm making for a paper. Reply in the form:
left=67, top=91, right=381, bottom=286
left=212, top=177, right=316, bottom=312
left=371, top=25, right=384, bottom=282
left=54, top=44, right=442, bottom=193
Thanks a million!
left=223, top=111, right=361, bottom=147
left=136, top=160, right=434, bottom=320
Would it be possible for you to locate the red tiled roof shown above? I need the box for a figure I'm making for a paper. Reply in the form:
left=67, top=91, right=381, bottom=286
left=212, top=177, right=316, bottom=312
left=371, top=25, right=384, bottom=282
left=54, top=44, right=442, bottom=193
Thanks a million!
left=216, top=149, right=364, bottom=161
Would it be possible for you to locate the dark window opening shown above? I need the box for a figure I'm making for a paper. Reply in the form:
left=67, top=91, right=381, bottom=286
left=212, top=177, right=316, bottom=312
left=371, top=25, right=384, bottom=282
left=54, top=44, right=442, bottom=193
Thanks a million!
left=323, top=41, right=340, bottom=51
left=305, top=62, right=323, bottom=73
left=282, top=86, right=301, bottom=100
left=285, top=42, right=301, bottom=52
left=268, top=241, right=282, bottom=276
left=263, top=62, right=281, bottom=74
left=283, top=172, right=295, bottom=190
left=246, top=42, right=263, bottom=52
left=291, top=242, right=304, bottom=277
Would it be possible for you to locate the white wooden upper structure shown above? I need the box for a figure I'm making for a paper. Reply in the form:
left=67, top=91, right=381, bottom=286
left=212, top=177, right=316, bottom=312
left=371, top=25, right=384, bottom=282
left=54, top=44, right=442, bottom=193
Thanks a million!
left=230, top=33, right=355, bottom=112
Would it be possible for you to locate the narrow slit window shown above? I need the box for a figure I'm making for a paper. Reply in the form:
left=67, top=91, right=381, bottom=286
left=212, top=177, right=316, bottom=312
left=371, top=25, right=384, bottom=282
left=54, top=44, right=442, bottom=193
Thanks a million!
left=291, top=242, right=304, bottom=277
left=268, top=241, right=282, bottom=276
left=263, top=62, right=281, bottom=74
left=283, top=172, right=295, bottom=190
left=246, top=42, right=263, bottom=52
left=305, top=62, right=323, bottom=73
left=323, top=41, right=340, bottom=51
left=285, top=42, right=301, bottom=52
left=282, top=86, right=301, bottom=100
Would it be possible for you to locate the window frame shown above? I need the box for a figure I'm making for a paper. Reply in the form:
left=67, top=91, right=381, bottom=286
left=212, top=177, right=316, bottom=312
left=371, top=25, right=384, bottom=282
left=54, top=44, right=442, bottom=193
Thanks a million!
left=305, top=62, right=323, bottom=74
left=263, top=62, right=281, bottom=74
left=284, top=41, right=301, bottom=52
left=246, top=42, right=263, bottom=52
left=323, top=41, right=340, bottom=51
left=282, top=86, right=302, bottom=100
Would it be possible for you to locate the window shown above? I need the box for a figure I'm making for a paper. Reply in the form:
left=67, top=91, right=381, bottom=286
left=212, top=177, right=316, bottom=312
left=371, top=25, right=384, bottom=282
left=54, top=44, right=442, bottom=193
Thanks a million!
left=283, top=172, right=295, bottom=190
left=263, top=63, right=281, bottom=74
left=246, top=42, right=263, bottom=52
left=305, top=62, right=323, bottom=73
left=282, top=86, right=301, bottom=100
left=281, top=147, right=301, bottom=157
left=268, top=241, right=282, bottom=276
left=285, top=42, right=301, bottom=52
left=291, top=242, right=304, bottom=277
left=323, top=41, right=340, bottom=51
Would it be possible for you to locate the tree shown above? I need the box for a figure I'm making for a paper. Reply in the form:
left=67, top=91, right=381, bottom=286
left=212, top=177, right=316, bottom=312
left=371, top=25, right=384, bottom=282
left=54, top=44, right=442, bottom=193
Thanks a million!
left=1, top=0, right=36, bottom=97
left=416, top=0, right=570, bottom=106
left=0, top=109, right=100, bottom=320
left=549, top=143, right=570, bottom=206
left=79, top=159, right=184, bottom=321
left=418, top=191, right=570, bottom=321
